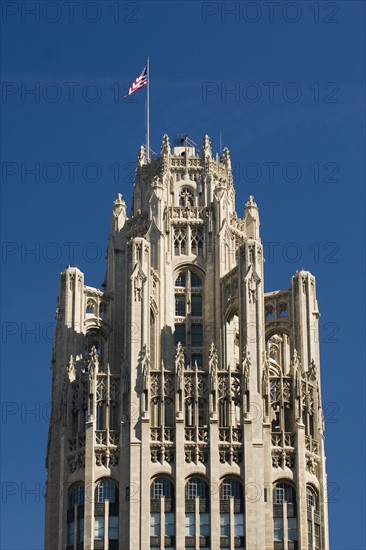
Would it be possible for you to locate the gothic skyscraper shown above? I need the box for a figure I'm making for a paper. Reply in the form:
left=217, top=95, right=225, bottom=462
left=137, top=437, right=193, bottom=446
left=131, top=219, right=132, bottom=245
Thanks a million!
left=45, top=134, right=329, bottom=550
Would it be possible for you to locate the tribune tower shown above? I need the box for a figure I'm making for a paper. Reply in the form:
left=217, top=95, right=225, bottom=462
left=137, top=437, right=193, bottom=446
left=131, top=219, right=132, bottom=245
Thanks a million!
left=45, top=134, right=329, bottom=550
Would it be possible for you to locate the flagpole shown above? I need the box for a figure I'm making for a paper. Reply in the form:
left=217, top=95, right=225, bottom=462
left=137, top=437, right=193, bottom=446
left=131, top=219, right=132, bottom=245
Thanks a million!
left=146, top=57, right=150, bottom=160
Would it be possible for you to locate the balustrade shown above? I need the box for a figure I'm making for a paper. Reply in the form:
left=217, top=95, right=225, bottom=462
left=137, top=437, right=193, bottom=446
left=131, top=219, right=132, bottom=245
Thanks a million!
left=95, top=429, right=119, bottom=446
left=271, top=432, right=295, bottom=448
left=305, top=435, right=319, bottom=454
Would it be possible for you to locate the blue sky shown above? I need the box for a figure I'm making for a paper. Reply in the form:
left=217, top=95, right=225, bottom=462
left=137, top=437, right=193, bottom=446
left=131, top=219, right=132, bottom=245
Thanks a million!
left=1, top=1, right=365, bottom=548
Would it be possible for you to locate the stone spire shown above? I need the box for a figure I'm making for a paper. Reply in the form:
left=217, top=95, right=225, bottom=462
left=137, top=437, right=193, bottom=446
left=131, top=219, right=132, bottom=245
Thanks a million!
left=222, top=147, right=231, bottom=170
left=244, top=195, right=260, bottom=240
left=160, top=134, right=171, bottom=156
left=201, top=134, right=212, bottom=158
left=111, top=193, right=127, bottom=232
left=137, top=144, right=147, bottom=165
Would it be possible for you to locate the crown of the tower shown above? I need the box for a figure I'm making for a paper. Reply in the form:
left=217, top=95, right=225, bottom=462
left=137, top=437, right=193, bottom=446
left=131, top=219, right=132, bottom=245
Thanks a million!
left=131, top=134, right=234, bottom=217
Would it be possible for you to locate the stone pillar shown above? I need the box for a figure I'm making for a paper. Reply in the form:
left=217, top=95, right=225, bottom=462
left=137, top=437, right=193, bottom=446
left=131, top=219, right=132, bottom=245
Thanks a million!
left=291, top=271, right=319, bottom=371
left=238, top=229, right=266, bottom=549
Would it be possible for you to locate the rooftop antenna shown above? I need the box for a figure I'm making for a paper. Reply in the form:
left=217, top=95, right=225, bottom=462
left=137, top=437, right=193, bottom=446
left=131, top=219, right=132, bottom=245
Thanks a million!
left=219, top=132, right=222, bottom=155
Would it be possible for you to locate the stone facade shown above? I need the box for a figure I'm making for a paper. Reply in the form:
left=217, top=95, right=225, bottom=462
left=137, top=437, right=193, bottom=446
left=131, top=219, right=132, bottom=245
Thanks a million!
left=44, top=134, right=329, bottom=550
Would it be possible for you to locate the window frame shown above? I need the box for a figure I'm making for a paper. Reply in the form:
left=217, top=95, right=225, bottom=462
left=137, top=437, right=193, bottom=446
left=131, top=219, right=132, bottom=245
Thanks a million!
left=94, top=516, right=104, bottom=540
left=185, top=512, right=195, bottom=536
left=96, top=480, right=118, bottom=504
left=150, top=512, right=161, bottom=536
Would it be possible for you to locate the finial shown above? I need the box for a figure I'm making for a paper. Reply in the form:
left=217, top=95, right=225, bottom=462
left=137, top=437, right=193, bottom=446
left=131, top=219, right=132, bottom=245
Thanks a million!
left=308, top=359, right=317, bottom=379
left=242, top=346, right=251, bottom=370
left=67, top=355, right=76, bottom=382
left=114, top=193, right=124, bottom=205
left=112, top=193, right=127, bottom=231
left=246, top=195, right=257, bottom=207
left=161, top=134, right=171, bottom=156
left=138, top=145, right=146, bottom=164
left=175, top=342, right=185, bottom=391
left=202, top=135, right=212, bottom=158
left=209, top=342, right=218, bottom=373
left=222, top=147, right=231, bottom=169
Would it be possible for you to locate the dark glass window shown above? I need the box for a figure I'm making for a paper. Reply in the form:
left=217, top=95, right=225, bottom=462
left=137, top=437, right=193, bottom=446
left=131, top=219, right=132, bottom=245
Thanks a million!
left=274, top=483, right=296, bottom=504
left=68, top=521, right=75, bottom=545
left=69, top=484, right=85, bottom=508
left=191, top=324, right=203, bottom=347
left=200, top=513, right=210, bottom=536
left=150, top=512, right=160, bottom=536
left=191, top=273, right=202, bottom=287
left=191, top=295, right=202, bottom=316
left=96, top=480, right=118, bottom=504
left=234, top=514, right=244, bottom=536
left=198, top=398, right=208, bottom=426
left=175, top=295, right=186, bottom=316
left=109, top=517, right=118, bottom=540
left=151, top=477, right=174, bottom=500
left=174, top=324, right=186, bottom=346
left=306, top=486, right=318, bottom=510
left=274, top=517, right=283, bottom=541
left=191, top=354, right=203, bottom=369
left=175, top=273, right=186, bottom=287
left=288, top=517, right=297, bottom=541
left=185, top=478, right=209, bottom=500
left=94, top=516, right=104, bottom=540
left=185, top=513, right=195, bottom=536
left=220, top=479, right=243, bottom=500
left=220, top=513, right=230, bottom=536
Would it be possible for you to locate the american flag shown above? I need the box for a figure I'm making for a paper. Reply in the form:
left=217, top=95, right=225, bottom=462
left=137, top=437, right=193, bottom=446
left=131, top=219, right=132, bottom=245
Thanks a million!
left=124, top=65, right=147, bottom=98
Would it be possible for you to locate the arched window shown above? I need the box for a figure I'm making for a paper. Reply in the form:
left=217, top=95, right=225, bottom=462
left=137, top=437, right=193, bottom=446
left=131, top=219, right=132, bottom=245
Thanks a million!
left=191, top=227, right=204, bottom=256
left=95, top=370, right=119, bottom=435
left=179, top=187, right=194, bottom=206
left=185, top=393, right=208, bottom=429
left=267, top=335, right=293, bottom=434
left=94, top=479, right=119, bottom=545
left=70, top=376, right=88, bottom=436
left=70, top=484, right=85, bottom=507
left=174, top=227, right=187, bottom=255
left=273, top=482, right=297, bottom=549
left=219, top=478, right=245, bottom=546
left=95, top=480, right=118, bottom=503
left=191, top=272, right=202, bottom=287
left=151, top=477, right=175, bottom=500
left=220, top=478, right=243, bottom=500
left=67, top=484, right=84, bottom=548
left=274, top=482, right=296, bottom=505
left=307, top=486, right=321, bottom=549
left=185, top=477, right=210, bottom=546
left=175, top=272, right=186, bottom=287
left=218, top=377, right=242, bottom=430
left=198, top=398, right=208, bottom=427
left=218, top=399, right=227, bottom=428
left=174, top=270, right=204, bottom=367
left=150, top=478, right=175, bottom=548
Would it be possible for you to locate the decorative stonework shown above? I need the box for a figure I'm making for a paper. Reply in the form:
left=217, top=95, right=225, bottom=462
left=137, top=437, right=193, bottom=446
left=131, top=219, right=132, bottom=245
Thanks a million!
left=45, top=136, right=329, bottom=550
